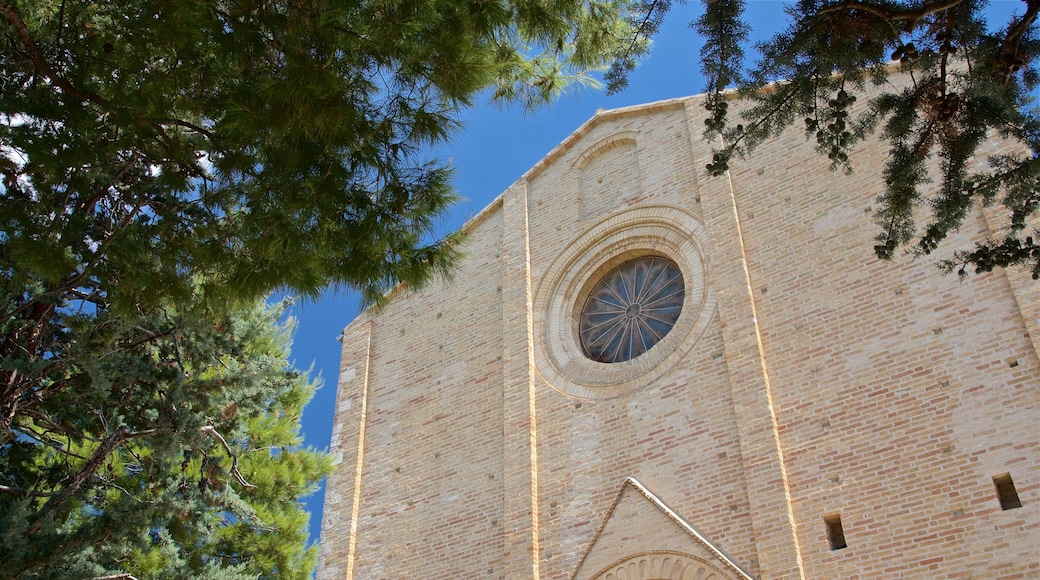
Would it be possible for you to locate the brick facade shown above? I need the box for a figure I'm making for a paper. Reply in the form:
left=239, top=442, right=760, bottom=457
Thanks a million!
left=319, top=77, right=1039, bottom=579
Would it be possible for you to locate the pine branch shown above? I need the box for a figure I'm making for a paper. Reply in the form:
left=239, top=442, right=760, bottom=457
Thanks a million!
left=96, top=474, right=153, bottom=505
left=97, top=328, right=176, bottom=360
left=9, top=420, right=91, bottom=459
left=0, top=0, right=109, bottom=106
left=6, top=420, right=250, bottom=524
left=67, top=289, right=109, bottom=309
left=996, top=0, right=1039, bottom=82
left=0, top=302, right=56, bottom=430
left=201, top=425, right=257, bottom=489
left=158, top=119, right=215, bottom=140
left=818, top=0, right=968, bottom=32
left=1005, top=0, right=1040, bottom=47
left=715, top=81, right=802, bottom=167
left=0, top=484, right=61, bottom=497
left=26, top=426, right=132, bottom=536
left=625, top=0, right=666, bottom=60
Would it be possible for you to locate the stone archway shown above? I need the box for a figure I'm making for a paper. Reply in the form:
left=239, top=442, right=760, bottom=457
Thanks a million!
left=587, top=551, right=736, bottom=580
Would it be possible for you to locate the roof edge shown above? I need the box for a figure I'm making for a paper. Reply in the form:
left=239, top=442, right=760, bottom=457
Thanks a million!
left=525, top=96, right=694, bottom=182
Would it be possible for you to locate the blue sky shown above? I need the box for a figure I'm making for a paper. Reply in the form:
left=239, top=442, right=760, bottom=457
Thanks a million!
left=282, top=0, right=1024, bottom=548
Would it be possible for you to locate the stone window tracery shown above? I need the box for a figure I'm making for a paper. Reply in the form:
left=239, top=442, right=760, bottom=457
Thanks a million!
left=579, top=257, right=684, bottom=363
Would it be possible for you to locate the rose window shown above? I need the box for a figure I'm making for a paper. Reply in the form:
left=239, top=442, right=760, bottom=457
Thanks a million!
left=578, top=257, right=685, bottom=363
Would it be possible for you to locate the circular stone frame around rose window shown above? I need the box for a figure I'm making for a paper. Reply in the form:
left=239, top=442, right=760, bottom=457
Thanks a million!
left=532, top=205, right=716, bottom=400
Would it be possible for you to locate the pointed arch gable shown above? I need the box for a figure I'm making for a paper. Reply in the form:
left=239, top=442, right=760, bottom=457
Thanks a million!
left=570, top=479, right=755, bottom=580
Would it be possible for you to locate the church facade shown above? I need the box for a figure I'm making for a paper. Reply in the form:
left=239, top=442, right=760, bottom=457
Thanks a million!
left=317, top=79, right=1039, bottom=579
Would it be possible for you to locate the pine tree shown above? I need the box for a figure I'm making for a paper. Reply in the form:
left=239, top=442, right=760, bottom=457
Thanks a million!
left=0, top=0, right=653, bottom=312
left=612, top=0, right=1038, bottom=278
left=0, top=299, right=331, bottom=579
left=0, top=0, right=655, bottom=486
left=1, top=3, right=658, bottom=574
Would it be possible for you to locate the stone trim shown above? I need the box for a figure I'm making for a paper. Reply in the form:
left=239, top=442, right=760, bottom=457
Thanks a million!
left=526, top=99, right=688, bottom=182
left=500, top=179, right=541, bottom=578
left=684, top=97, right=806, bottom=579
left=572, top=131, right=641, bottom=170
left=317, top=320, right=374, bottom=580
left=586, top=551, right=735, bottom=580
left=532, top=205, right=716, bottom=399
left=570, top=478, right=755, bottom=580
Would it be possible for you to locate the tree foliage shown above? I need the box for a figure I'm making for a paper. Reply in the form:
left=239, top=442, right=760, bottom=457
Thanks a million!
left=615, top=0, right=1039, bottom=278
left=0, top=0, right=656, bottom=311
left=0, top=3, right=656, bottom=569
left=0, top=0, right=654, bottom=425
left=0, top=299, right=331, bottom=579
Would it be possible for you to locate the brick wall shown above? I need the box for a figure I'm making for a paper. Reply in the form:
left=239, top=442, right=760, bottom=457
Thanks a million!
left=319, top=76, right=1038, bottom=579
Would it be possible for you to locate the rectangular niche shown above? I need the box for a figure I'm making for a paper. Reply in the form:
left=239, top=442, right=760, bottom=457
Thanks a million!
left=824, top=513, right=847, bottom=550
left=993, top=473, right=1023, bottom=510
left=578, top=134, right=641, bottom=218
